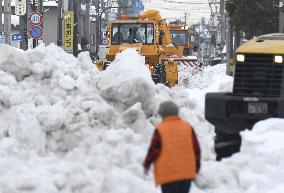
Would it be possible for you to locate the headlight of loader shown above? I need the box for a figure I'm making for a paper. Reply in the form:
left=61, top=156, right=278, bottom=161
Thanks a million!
left=274, top=55, right=283, bottom=64
left=236, top=54, right=245, bottom=62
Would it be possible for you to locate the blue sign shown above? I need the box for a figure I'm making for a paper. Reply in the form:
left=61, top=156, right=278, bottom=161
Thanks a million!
left=12, top=34, right=23, bottom=41
left=132, top=0, right=144, bottom=14
left=0, top=35, right=3, bottom=43
left=30, top=26, right=43, bottom=39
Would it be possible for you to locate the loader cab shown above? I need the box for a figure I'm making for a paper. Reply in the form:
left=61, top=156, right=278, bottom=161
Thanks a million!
left=106, top=20, right=160, bottom=64
left=171, top=30, right=188, bottom=46
left=170, top=27, right=191, bottom=56
left=110, top=23, right=154, bottom=45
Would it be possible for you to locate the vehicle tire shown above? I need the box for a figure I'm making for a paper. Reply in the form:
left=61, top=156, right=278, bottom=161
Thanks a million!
left=214, top=128, right=241, bottom=161
left=151, top=64, right=166, bottom=85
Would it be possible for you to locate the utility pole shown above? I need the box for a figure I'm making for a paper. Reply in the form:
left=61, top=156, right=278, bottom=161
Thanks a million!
left=19, top=12, right=28, bottom=50
left=38, top=0, right=43, bottom=22
left=57, top=0, right=63, bottom=46
left=220, top=0, right=225, bottom=58
left=184, top=13, right=189, bottom=26
left=95, top=0, right=100, bottom=59
left=72, top=0, right=79, bottom=56
left=226, top=17, right=234, bottom=67
left=83, top=0, right=90, bottom=50
left=0, top=0, right=3, bottom=35
left=279, top=0, right=284, bottom=33
left=32, top=0, right=37, bottom=48
left=68, top=1, right=73, bottom=18
left=38, top=0, right=43, bottom=14
left=4, top=0, right=11, bottom=45
left=38, top=0, right=43, bottom=46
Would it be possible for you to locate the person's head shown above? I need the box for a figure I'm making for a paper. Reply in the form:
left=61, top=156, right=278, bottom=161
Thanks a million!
left=158, top=101, right=179, bottom=118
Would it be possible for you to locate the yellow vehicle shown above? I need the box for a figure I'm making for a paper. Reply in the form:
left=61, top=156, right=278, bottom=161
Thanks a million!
left=100, top=10, right=198, bottom=87
left=205, top=33, right=284, bottom=160
left=226, top=57, right=235, bottom=76
left=169, top=25, right=192, bottom=57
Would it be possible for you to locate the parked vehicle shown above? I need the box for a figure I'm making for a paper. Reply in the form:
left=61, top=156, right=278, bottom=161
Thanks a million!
left=205, top=33, right=284, bottom=160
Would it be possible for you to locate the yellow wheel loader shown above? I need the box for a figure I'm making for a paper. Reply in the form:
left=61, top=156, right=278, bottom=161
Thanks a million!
left=97, top=10, right=199, bottom=87
left=169, top=24, right=192, bottom=57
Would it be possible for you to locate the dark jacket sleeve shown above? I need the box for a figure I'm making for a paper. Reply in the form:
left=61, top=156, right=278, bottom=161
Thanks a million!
left=192, top=127, right=201, bottom=173
left=143, top=129, right=161, bottom=170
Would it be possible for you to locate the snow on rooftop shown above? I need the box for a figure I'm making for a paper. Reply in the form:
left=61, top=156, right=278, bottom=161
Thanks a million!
left=0, top=44, right=283, bottom=193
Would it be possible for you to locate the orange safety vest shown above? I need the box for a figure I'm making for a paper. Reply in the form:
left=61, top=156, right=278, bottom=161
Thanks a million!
left=154, top=115, right=196, bottom=185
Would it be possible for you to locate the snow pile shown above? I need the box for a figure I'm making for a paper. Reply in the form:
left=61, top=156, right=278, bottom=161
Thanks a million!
left=194, top=118, right=284, bottom=193
left=0, top=45, right=166, bottom=193
left=188, top=63, right=233, bottom=91
left=179, top=64, right=233, bottom=160
left=0, top=43, right=282, bottom=193
left=97, top=49, right=155, bottom=113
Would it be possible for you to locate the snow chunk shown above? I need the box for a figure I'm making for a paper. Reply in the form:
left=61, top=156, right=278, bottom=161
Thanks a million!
left=97, top=49, right=155, bottom=110
left=37, top=105, right=66, bottom=132
left=11, top=106, right=47, bottom=152
left=100, top=168, right=157, bottom=193
left=0, top=44, right=31, bottom=81
left=114, top=103, right=153, bottom=136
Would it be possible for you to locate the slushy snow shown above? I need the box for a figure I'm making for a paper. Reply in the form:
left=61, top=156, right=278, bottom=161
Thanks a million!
left=0, top=44, right=283, bottom=193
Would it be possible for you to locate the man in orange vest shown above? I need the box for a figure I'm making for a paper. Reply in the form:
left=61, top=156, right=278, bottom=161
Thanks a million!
left=144, top=101, right=201, bottom=193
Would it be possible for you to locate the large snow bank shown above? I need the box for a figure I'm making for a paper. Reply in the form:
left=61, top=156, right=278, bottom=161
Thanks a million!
left=0, top=45, right=166, bottom=193
left=193, top=118, right=284, bottom=193
left=0, top=43, right=282, bottom=193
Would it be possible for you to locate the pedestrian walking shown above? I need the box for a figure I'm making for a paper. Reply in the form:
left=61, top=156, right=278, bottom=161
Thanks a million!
left=143, top=101, right=201, bottom=193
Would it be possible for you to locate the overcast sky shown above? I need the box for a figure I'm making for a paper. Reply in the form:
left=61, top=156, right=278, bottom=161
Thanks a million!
left=143, top=0, right=213, bottom=25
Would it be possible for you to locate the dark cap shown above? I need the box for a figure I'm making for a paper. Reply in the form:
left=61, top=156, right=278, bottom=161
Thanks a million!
left=158, top=101, right=179, bottom=118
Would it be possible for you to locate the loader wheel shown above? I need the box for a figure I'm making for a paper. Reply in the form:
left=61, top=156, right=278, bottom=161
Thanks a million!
left=151, top=64, right=166, bottom=85
left=214, top=128, right=241, bottom=161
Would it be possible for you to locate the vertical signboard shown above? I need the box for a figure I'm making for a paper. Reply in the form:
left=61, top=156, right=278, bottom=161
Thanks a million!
left=64, top=11, right=74, bottom=53
left=15, top=0, right=27, bottom=16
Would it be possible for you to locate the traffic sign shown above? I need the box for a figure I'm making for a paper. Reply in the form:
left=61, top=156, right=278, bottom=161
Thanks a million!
left=0, top=35, right=3, bottom=43
left=12, top=34, right=23, bottom=41
left=30, top=26, right=43, bottom=39
left=29, top=12, right=43, bottom=25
